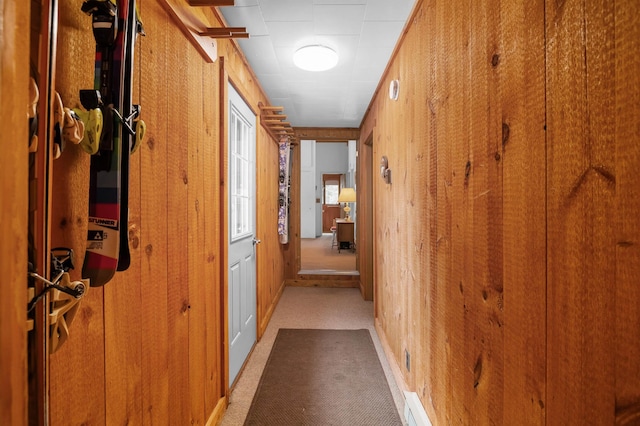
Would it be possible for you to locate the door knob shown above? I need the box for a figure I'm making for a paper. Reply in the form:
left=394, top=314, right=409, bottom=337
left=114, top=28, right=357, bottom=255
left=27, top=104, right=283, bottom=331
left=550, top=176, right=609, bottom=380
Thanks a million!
left=252, top=238, right=262, bottom=245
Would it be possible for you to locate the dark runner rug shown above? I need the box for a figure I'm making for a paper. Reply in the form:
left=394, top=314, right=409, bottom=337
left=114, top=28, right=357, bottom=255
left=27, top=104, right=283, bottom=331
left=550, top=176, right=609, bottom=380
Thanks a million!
left=244, top=328, right=403, bottom=425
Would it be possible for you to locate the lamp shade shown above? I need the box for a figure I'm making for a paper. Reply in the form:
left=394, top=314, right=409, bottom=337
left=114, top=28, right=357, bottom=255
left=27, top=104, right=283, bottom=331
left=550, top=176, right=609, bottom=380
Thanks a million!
left=338, top=188, right=356, bottom=203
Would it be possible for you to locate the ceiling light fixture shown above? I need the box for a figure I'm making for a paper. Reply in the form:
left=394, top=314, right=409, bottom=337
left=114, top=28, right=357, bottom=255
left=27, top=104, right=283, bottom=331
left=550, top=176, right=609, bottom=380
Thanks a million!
left=293, top=45, right=338, bottom=72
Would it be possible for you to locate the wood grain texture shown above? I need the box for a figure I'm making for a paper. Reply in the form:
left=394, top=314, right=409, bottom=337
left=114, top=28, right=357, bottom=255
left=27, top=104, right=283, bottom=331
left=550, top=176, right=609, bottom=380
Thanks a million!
left=464, top=0, right=505, bottom=422
left=431, top=0, right=454, bottom=422
left=0, top=1, right=29, bottom=424
left=500, top=0, right=546, bottom=424
left=41, top=1, right=282, bottom=424
left=202, top=55, right=223, bottom=412
left=49, top=2, right=107, bottom=424
left=256, top=124, right=286, bottom=337
left=139, top=0, right=170, bottom=422
left=546, top=0, right=617, bottom=422
left=614, top=2, right=640, bottom=424
left=187, top=42, right=208, bottom=423
left=165, top=2, right=192, bottom=422
left=356, top=134, right=374, bottom=301
left=293, top=127, right=360, bottom=141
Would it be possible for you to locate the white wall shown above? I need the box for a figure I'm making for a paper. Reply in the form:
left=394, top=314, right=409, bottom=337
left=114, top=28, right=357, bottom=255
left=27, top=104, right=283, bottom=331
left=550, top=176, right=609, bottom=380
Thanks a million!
left=300, top=140, right=316, bottom=238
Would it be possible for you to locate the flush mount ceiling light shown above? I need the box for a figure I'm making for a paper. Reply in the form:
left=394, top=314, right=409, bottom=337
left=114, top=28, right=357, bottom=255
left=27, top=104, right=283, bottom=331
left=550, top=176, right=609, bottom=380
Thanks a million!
left=293, top=45, right=338, bottom=72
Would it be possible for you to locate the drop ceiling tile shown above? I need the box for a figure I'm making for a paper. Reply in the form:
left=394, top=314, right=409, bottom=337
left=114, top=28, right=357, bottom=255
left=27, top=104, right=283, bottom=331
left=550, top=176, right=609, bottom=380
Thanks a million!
left=359, top=21, right=405, bottom=47
left=220, top=0, right=415, bottom=127
left=313, top=0, right=365, bottom=4
left=233, top=0, right=259, bottom=6
left=219, top=6, right=268, bottom=36
left=266, top=21, right=315, bottom=47
left=238, top=36, right=280, bottom=73
left=313, top=5, right=366, bottom=35
left=364, top=0, right=414, bottom=21
left=259, top=0, right=314, bottom=22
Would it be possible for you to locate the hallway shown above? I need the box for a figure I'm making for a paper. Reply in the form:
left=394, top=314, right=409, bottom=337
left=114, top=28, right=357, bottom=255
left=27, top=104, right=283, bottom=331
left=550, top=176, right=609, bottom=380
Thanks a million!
left=221, top=287, right=404, bottom=425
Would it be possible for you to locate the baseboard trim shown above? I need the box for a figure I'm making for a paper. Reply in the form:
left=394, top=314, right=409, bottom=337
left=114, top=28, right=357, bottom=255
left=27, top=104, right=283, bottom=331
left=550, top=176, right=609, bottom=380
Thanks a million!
left=205, top=396, right=226, bottom=426
left=259, top=280, right=286, bottom=338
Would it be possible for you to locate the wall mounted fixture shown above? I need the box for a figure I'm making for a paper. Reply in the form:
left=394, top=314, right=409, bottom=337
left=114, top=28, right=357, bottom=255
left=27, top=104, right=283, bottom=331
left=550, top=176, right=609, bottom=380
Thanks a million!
left=293, top=45, right=339, bottom=72
left=380, top=156, right=391, bottom=184
left=389, top=79, right=400, bottom=100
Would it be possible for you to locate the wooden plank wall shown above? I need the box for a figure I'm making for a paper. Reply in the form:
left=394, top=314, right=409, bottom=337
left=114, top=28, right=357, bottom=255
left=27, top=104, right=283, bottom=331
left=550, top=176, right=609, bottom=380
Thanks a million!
left=0, top=1, right=30, bottom=425
left=42, top=1, right=285, bottom=424
left=546, top=0, right=640, bottom=423
left=360, top=0, right=639, bottom=424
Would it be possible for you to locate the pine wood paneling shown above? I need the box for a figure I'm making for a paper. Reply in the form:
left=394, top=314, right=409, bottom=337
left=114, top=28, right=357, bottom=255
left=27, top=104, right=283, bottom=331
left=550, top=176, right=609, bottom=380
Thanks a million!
left=547, top=0, right=640, bottom=423
left=293, top=127, right=360, bottom=141
left=256, top=125, right=286, bottom=336
left=363, top=0, right=638, bottom=424
left=49, top=1, right=106, bottom=424
left=431, top=0, right=453, bottom=421
left=42, top=1, right=281, bottom=424
left=356, top=134, right=374, bottom=301
left=203, top=57, right=223, bottom=411
left=139, top=0, right=170, bottom=422
left=187, top=43, right=208, bottom=422
left=166, top=3, right=191, bottom=422
left=500, top=0, right=546, bottom=423
left=0, top=1, right=29, bottom=424
left=464, top=0, right=504, bottom=422
left=546, top=0, right=616, bottom=422
left=614, top=2, right=640, bottom=423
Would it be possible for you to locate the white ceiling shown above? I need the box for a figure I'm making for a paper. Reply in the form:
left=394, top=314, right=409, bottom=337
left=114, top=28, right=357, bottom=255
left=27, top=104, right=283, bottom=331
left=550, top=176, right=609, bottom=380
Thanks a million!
left=219, top=0, right=416, bottom=128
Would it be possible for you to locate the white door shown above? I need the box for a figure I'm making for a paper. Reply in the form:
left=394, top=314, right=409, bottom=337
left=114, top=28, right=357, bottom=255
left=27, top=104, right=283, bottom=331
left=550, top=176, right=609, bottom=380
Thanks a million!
left=228, top=84, right=257, bottom=386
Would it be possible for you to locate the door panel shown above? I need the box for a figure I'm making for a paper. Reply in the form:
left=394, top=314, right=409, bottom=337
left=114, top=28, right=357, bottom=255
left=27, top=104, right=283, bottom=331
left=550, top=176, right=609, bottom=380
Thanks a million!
left=228, top=84, right=256, bottom=386
left=322, top=205, right=341, bottom=232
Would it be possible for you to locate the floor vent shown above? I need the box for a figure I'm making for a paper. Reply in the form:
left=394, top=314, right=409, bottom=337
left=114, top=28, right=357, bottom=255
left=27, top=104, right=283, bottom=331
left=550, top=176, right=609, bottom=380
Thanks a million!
left=403, top=391, right=432, bottom=426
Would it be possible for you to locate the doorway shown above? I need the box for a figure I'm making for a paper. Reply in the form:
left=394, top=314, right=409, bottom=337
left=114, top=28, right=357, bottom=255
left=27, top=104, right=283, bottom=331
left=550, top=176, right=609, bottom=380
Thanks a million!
left=299, top=140, right=356, bottom=273
left=321, top=173, right=342, bottom=233
left=227, top=83, right=257, bottom=386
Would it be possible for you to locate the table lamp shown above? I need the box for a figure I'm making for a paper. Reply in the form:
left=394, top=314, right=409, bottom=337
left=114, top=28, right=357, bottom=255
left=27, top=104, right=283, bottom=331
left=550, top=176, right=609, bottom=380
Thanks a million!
left=337, top=187, right=356, bottom=221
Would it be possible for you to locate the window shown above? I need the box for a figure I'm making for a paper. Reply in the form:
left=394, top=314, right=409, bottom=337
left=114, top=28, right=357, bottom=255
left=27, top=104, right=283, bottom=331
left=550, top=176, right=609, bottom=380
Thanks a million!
left=230, top=107, right=252, bottom=239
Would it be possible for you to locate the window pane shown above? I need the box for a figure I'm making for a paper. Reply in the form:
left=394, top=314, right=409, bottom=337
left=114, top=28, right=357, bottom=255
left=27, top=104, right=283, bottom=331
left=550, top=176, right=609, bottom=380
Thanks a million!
left=230, top=107, right=253, bottom=240
left=325, top=184, right=339, bottom=204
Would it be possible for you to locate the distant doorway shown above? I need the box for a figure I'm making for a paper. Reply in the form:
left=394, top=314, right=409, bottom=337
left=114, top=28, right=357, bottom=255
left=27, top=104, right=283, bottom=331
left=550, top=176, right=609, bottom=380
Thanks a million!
left=322, top=173, right=342, bottom=233
left=299, top=141, right=356, bottom=274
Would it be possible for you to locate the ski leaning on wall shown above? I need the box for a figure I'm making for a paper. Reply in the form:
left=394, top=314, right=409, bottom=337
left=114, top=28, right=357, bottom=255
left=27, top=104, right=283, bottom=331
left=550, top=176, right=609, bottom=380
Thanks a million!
left=79, top=0, right=145, bottom=286
left=278, top=137, right=292, bottom=244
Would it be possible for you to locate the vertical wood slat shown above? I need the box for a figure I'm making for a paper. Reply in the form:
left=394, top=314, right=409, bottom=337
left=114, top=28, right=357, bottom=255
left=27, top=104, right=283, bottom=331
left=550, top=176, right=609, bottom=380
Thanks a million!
left=165, top=2, right=191, bottom=422
left=501, top=0, right=546, bottom=424
left=546, top=0, right=617, bottom=422
left=256, top=125, right=285, bottom=337
left=187, top=43, right=207, bottom=423
left=464, top=0, right=505, bottom=422
left=0, top=1, right=29, bottom=424
left=432, top=0, right=453, bottom=421
left=203, top=57, right=223, bottom=412
left=614, top=2, right=640, bottom=423
left=139, top=0, right=170, bottom=422
left=49, top=1, right=106, bottom=424
left=447, top=0, right=471, bottom=423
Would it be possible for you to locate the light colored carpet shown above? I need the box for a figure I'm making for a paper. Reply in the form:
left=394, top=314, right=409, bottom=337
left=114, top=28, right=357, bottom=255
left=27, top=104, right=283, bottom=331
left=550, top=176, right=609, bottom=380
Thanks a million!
left=244, top=329, right=403, bottom=425
left=300, top=234, right=356, bottom=272
left=220, top=287, right=405, bottom=425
